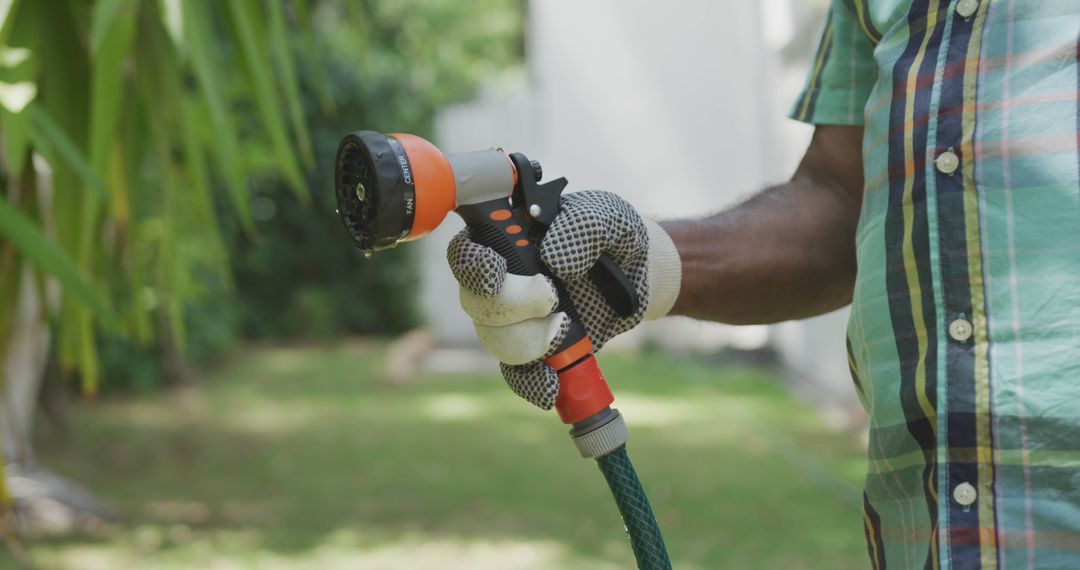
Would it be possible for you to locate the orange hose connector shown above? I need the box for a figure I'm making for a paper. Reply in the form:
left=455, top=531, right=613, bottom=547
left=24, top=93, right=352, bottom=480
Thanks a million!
left=554, top=355, right=614, bottom=424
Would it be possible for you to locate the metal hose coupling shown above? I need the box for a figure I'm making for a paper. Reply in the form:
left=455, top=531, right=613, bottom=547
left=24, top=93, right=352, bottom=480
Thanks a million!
left=570, top=407, right=629, bottom=458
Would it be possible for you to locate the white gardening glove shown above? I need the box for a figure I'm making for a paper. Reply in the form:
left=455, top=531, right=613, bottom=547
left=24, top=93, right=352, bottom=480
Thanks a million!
left=447, top=190, right=681, bottom=409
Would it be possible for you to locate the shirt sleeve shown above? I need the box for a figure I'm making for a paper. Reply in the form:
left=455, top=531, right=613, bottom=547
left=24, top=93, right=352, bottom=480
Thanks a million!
left=789, top=0, right=879, bottom=126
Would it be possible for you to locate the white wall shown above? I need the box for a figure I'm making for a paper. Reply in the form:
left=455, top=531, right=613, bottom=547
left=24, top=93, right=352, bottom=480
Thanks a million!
left=425, top=0, right=861, bottom=415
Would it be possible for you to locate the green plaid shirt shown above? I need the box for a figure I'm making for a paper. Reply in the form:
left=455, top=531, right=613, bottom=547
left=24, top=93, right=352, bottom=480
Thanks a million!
left=791, top=1, right=1080, bottom=568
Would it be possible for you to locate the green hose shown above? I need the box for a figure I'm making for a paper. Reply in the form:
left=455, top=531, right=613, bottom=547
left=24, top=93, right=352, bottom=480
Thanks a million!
left=596, top=446, right=672, bottom=570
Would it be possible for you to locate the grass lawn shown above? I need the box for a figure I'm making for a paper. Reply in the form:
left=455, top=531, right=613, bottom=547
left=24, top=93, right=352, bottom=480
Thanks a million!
left=20, top=342, right=869, bottom=569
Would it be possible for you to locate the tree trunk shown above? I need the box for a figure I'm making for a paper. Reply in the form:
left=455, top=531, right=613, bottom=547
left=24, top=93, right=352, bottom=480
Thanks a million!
left=0, top=266, right=115, bottom=537
left=2, top=266, right=48, bottom=467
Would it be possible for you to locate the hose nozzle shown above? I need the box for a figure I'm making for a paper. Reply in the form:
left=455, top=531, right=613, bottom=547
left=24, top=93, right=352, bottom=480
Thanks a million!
left=334, top=131, right=516, bottom=253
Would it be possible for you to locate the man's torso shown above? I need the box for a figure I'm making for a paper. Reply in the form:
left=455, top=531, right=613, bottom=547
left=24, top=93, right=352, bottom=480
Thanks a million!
left=830, top=1, right=1080, bottom=568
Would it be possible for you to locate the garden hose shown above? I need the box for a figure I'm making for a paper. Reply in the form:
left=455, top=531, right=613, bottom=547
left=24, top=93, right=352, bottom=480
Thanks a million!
left=597, top=445, right=672, bottom=569
left=334, top=130, right=671, bottom=569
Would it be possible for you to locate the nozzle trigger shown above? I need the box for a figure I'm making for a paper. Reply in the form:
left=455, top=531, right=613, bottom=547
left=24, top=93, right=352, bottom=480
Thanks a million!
left=508, top=153, right=566, bottom=229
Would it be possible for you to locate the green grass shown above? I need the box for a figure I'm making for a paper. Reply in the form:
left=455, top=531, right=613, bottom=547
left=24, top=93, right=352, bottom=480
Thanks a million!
left=21, top=343, right=869, bottom=569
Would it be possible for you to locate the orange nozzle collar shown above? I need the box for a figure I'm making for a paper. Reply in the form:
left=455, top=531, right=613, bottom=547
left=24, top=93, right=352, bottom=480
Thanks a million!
left=390, top=133, right=457, bottom=241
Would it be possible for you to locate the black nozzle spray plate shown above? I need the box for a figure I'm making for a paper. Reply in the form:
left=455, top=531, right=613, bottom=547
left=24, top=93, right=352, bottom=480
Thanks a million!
left=334, top=131, right=416, bottom=253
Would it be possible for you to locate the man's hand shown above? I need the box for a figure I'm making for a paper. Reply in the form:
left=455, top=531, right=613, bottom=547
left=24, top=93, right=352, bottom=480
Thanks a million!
left=445, top=125, right=861, bottom=406
left=447, top=191, right=681, bottom=409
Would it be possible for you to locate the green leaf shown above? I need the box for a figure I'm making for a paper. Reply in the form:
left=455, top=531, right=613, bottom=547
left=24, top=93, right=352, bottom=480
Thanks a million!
left=77, top=308, right=99, bottom=396
left=78, top=0, right=135, bottom=350
left=226, top=0, right=308, bottom=202
left=0, top=40, right=33, bottom=171
left=181, top=2, right=253, bottom=231
left=0, top=104, right=29, bottom=174
left=156, top=0, right=183, bottom=47
left=89, top=0, right=124, bottom=53
left=290, top=0, right=336, bottom=116
left=265, top=0, right=313, bottom=167
left=0, top=195, right=117, bottom=327
left=0, top=79, right=34, bottom=112
left=27, top=105, right=106, bottom=201
left=88, top=0, right=136, bottom=173
left=0, top=46, right=30, bottom=68
left=0, top=0, right=21, bottom=46
left=179, top=96, right=226, bottom=264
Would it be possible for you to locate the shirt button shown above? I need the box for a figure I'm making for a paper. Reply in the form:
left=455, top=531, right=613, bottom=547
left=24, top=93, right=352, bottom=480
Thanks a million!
left=956, top=0, right=979, bottom=18
left=953, top=482, right=977, bottom=506
left=935, top=151, right=960, bottom=174
left=949, top=318, right=973, bottom=342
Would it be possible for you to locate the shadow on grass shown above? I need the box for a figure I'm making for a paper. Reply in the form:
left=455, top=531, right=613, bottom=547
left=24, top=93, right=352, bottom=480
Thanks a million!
left=25, top=343, right=869, bottom=569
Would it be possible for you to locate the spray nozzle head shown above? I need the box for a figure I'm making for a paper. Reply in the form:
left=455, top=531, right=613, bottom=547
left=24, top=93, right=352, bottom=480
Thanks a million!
left=335, top=130, right=551, bottom=255
left=335, top=130, right=463, bottom=254
left=334, top=131, right=418, bottom=253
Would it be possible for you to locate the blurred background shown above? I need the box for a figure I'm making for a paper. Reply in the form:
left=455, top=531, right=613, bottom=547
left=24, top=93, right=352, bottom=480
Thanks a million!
left=0, top=0, right=869, bottom=568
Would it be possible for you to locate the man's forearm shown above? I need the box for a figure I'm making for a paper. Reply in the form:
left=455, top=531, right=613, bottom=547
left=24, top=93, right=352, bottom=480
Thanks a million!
left=661, top=132, right=863, bottom=324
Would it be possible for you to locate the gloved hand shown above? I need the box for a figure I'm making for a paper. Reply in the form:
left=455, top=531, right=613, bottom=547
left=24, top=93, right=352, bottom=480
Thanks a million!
left=447, top=190, right=682, bottom=410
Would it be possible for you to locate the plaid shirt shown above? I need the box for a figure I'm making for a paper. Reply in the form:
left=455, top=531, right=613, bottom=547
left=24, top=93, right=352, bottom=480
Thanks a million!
left=791, top=1, right=1080, bottom=568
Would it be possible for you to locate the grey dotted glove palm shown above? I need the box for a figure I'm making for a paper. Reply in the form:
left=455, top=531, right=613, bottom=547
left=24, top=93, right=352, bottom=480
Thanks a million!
left=447, top=191, right=682, bottom=410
